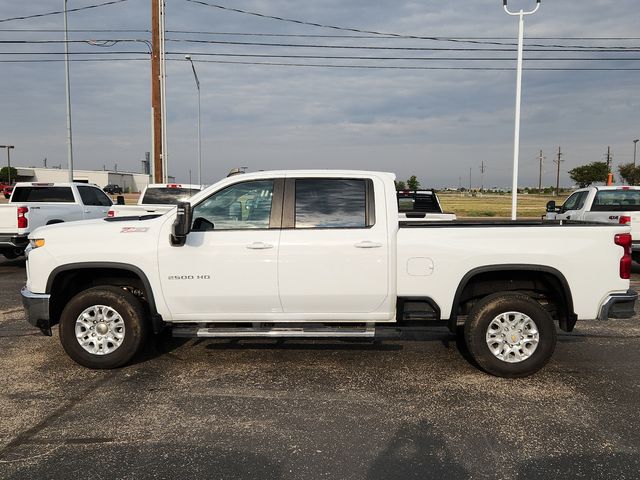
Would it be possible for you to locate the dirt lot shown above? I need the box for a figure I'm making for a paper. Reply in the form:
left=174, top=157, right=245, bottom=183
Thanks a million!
left=1, top=257, right=639, bottom=479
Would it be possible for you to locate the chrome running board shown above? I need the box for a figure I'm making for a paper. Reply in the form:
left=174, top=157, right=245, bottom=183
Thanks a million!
left=172, top=323, right=376, bottom=339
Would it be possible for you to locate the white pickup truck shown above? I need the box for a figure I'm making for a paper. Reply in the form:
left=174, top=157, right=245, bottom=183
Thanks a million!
left=0, top=182, right=112, bottom=259
left=21, top=170, right=636, bottom=377
left=545, top=185, right=640, bottom=261
left=107, top=183, right=202, bottom=218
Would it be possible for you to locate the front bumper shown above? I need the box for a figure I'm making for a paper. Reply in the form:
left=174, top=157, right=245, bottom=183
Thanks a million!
left=21, top=286, right=52, bottom=336
left=598, top=289, right=638, bottom=320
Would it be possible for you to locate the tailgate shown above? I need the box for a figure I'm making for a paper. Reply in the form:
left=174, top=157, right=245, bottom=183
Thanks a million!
left=0, top=205, right=18, bottom=234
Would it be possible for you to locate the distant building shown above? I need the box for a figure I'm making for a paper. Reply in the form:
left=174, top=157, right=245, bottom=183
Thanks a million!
left=12, top=166, right=154, bottom=193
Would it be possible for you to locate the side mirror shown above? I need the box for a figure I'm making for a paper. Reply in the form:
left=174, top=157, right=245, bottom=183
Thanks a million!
left=116, top=195, right=125, bottom=205
left=546, top=200, right=556, bottom=213
left=171, top=202, right=192, bottom=246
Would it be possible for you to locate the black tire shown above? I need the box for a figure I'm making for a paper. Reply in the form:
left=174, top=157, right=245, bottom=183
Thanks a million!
left=59, top=286, right=148, bottom=369
left=464, top=293, right=557, bottom=378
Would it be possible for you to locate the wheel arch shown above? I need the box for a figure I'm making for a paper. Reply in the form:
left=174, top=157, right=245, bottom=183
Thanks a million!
left=46, top=262, right=165, bottom=334
left=448, top=264, right=576, bottom=333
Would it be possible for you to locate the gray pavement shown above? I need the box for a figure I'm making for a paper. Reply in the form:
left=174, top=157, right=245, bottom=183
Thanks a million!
left=1, top=257, right=639, bottom=479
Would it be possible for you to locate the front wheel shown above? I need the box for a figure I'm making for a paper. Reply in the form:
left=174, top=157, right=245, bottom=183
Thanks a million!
left=464, top=293, right=557, bottom=378
left=59, top=286, right=148, bottom=369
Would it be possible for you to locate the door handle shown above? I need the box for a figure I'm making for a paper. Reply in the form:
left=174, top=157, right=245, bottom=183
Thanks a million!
left=246, top=242, right=274, bottom=250
left=354, top=241, right=383, bottom=249
left=84, top=210, right=90, bottom=213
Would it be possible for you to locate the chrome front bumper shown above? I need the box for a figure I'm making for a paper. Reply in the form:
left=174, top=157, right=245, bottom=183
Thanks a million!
left=21, top=286, right=52, bottom=336
left=598, top=289, right=638, bottom=321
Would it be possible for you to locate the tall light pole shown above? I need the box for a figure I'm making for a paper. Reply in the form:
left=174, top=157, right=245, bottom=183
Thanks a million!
left=185, top=55, right=202, bottom=186
left=503, top=0, right=541, bottom=220
left=63, top=0, right=74, bottom=182
left=634, top=139, right=639, bottom=186
left=0, top=145, right=15, bottom=184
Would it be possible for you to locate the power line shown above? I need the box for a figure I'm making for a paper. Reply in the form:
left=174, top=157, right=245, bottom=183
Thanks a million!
left=181, top=0, right=640, bottom=51
left=0, top=0, right=129, bottom=24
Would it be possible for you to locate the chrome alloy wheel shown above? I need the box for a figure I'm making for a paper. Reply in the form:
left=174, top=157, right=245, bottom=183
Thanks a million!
left=485, top=311, right=539, bottom=363
left=75, top=305, right=125, bottom=355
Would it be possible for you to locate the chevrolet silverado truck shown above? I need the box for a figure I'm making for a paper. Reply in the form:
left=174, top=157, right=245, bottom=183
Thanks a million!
left=546, top=185, right=640, bottom=261
left=0, top=182, right=112, bottom=259
left=107, top=183, right=202, bottom=218
left=397, top=189, right=456, bottom=221
left=21, top=170, right=636, bottom=377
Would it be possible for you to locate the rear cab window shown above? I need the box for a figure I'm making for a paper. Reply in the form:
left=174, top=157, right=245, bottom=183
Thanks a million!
left=11, top=186, right=75, bottom=203
left=591, top=190, right=640, bottom=211
left=141, top=187, right=200, bottom=205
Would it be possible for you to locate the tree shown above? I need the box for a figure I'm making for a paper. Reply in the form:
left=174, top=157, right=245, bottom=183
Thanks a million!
left=407, top=175, right=420, bottom=190
left=567, top=162, right=609, bottom=188
left=0, top=167, right=17, bottom=183
left=394, top=180, right=406, bottom=191
left=618, top=162, right=640, bottom=186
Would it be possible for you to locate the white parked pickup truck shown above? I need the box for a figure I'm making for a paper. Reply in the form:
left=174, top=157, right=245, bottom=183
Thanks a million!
left=0, top=182, right=112, bottom=259
left=21, top=170, right=636, bottom=377
left=545, top=186, right=640, bottom=261
left=107, top=183, right=202, bottom=218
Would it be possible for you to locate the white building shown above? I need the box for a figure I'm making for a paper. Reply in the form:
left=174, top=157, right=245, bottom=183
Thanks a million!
left=12, top=166, right=152, bottom=193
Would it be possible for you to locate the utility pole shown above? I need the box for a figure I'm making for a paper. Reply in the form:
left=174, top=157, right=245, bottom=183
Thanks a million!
left=63, top=0, right=74, bottom=182
left=605, top=146, right=612, bottom=172
left=469, top=167, right=472, bottom=191
left=480, top=161, right=486, bottom=192
left=633, top=139, right=639, bottom=186
left=538, top=149, right=544, bottom=194
left=151, top=0, right=163, bottom=183
left=553, top=146, right=563, bottom=196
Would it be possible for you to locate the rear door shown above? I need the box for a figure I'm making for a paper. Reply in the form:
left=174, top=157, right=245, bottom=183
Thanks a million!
left=277, top=176, right=389, bottom=314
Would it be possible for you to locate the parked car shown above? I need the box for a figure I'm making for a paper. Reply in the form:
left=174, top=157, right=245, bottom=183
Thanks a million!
left=108, top=183, right=202, bottom=217
left=103, top=184, right=123, bottom=195
left=22, top=170, right=636, bottom=377
left=3, top=185, right=13, bottom=199
left=545, top=185, right=640, bottom=261
left=0, top=182, right=112, bottom=259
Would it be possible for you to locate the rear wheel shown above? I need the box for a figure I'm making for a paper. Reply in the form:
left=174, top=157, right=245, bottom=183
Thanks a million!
left=59, top=286, right=148, bottom=369
left=464, top=293, right=556, bottom=378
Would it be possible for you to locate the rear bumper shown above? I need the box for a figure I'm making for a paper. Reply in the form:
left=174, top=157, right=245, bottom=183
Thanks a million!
left=598, top=289, right=638, bottom=320
left=0, top=234, right=28, bottom=252
left=21, top=286, right=52, bottom=336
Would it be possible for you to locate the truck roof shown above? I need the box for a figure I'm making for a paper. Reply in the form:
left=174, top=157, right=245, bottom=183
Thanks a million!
left=145, top=183, right=202, bottom=190
left=13, top=182, right=98, bottom=187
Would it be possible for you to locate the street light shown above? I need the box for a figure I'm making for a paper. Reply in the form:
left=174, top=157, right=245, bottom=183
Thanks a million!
left=0, top=145, right=14, bottom=184
left=634, top=139, right=639, bottom=186
left=185, top=55, right=202, bottom=186
left=503, top=0, right=541, bottom=220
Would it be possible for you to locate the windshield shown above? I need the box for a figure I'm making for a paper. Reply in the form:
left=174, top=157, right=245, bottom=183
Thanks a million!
left=141, top=187, right=200, bottom=205
left=591, top=189, right=640, bottom=211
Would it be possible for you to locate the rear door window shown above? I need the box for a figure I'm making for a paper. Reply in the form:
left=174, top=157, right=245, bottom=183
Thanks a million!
left=11, top=186, right=75, bottom=203
left=294, top=179, right=370, bottom=228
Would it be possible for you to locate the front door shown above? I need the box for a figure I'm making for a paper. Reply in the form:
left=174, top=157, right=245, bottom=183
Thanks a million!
left=158, top=179, right=282, bottom=320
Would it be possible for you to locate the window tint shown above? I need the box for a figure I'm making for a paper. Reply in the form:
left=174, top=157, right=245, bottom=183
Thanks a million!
left=192, top=180, right=274, bottom=231
left=78, top=186, right=112, bottom=206
left=561, top=191, right=588, bottom=212
left=11, top=186, right=75, bottom=203
left=295, top=179, right=367, bottom=228
left=592, top=189, right=640, bottom=211
left=142, top=187, right=200, bottom=205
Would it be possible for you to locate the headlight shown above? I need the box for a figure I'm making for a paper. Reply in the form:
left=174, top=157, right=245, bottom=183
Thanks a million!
left=29, top=238, right=45, bottom=249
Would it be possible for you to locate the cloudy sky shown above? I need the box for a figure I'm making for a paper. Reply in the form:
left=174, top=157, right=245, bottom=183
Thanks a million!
left=0, top=0, right=639, bottom=188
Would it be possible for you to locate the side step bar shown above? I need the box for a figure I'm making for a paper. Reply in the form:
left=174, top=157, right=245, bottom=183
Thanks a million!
left=172, top=324, right=376, bottom=339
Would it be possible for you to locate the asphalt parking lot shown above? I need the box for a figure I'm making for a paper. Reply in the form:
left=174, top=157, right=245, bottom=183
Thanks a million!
left=1, top=257, right=639, bottom=479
